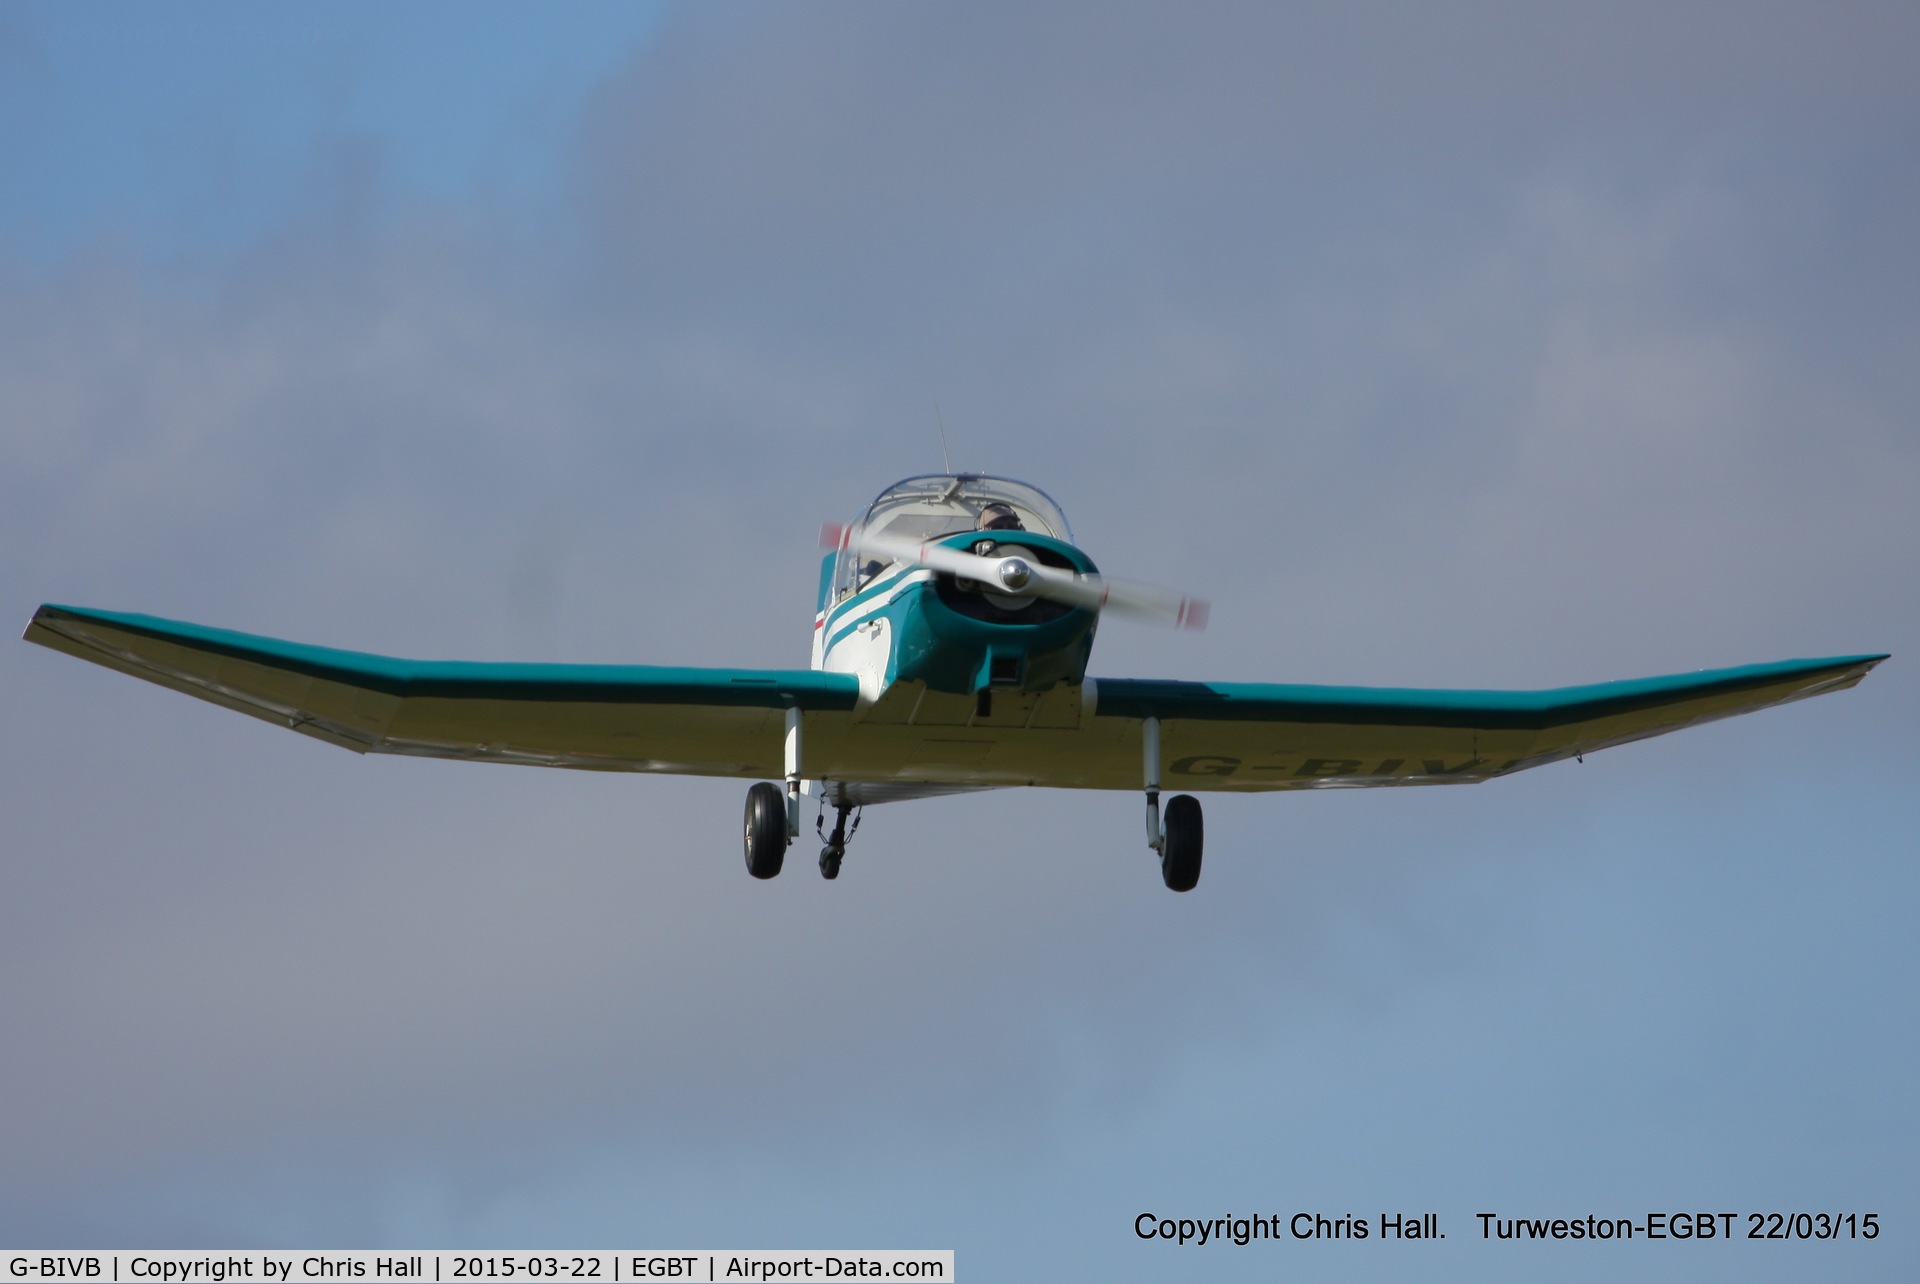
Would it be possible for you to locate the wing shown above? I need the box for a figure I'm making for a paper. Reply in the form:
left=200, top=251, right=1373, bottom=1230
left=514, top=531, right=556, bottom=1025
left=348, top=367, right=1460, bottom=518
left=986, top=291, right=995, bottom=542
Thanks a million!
left=1091, top=656, right=1888, bottom=790
left=25, top=604, right=857, bottom=778
left=24, top=604, right=1886, bottom=794
left=790, top=654, right=1885, bottom=792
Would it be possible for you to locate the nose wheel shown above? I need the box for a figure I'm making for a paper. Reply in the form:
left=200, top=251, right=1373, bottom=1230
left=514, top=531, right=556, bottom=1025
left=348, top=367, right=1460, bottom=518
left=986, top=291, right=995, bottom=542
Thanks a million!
left=817, top=801, right=861, bottom=880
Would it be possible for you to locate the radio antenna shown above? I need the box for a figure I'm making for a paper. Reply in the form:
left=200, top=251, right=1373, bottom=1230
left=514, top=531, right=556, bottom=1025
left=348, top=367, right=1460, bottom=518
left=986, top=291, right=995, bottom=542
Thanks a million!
left=934, top=401, right=953, bottom=474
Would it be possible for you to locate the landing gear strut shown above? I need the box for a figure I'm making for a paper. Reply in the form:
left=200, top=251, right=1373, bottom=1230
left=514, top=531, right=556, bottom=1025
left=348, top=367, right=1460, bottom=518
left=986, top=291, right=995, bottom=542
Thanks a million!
left=817, top=800, right=862, bottom=880
left=1143, top=716, right=1203, bottom=891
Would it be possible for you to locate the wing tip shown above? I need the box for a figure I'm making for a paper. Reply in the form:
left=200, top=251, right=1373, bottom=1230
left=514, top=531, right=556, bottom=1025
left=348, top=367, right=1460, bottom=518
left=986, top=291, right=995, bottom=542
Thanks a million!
left=23, top=602, right=78, bottom=645
left=1807, top=653, right=1889, bottom=681
left=27, top=602, right=119, bottom=635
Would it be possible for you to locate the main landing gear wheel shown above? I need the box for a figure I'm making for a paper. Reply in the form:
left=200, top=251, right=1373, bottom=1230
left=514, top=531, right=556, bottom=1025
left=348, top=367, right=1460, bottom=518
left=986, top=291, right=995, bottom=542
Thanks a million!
left=743, top=781, right=788, bottom=879
left=1160, top=794, right=1203, bottom=892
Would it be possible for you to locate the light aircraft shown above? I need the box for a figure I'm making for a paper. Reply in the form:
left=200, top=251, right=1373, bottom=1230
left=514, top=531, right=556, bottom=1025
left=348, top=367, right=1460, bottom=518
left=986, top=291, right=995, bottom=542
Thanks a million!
left=25, top=473, right=1886, bottom=891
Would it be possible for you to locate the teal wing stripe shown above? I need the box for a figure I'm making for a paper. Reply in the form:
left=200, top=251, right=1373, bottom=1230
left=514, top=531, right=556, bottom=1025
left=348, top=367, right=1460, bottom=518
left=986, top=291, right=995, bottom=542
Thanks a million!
left=1093, top=656, right=1887, bottom=727
left=28, top=604, right=859, bottom=710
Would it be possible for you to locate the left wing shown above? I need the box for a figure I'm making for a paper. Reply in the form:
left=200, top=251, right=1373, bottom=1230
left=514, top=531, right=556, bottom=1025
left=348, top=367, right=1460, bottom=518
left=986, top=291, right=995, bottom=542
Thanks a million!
left=1090, top=655, right=1888, bottom=790
left=789, top=655, right=1885, bottom=792
left=26, top=604, right=857, bottom=777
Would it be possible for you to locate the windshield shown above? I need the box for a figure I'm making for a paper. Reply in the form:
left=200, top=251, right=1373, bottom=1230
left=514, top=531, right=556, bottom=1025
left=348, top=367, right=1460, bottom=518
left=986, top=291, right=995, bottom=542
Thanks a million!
left=835, top=474, right=1074, bottom=599
left=860, top=474, right=1072, bottom=543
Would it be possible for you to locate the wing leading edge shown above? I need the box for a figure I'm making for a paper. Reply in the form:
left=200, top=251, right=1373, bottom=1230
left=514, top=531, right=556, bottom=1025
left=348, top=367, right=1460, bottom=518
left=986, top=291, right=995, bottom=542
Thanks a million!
left=26, top=604, right=857, bottom=778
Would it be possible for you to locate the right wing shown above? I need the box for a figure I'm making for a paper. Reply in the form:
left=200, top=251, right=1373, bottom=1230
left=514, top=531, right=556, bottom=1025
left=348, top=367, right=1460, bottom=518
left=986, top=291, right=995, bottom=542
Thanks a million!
left=26, top=604, right=857, bottom=777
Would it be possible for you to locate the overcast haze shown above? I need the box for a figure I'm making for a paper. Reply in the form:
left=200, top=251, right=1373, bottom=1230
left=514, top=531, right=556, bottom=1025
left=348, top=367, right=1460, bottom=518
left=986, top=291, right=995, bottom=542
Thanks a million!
left=2, top=3, right=1916, bottom=1279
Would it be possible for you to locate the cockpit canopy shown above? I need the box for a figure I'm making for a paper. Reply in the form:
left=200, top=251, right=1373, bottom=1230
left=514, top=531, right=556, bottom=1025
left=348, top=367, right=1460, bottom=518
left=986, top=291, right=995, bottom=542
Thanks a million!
left=859, top=474, right=1072, bottom=542
left=835, top=474, right=1074, bottom=600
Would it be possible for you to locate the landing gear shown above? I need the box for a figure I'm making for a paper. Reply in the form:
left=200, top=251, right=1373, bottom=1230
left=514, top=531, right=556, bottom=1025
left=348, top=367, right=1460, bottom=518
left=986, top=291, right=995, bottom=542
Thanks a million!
left=817, top=801, right=861, bottom=880
left=1143, top=714, right=1203, bottom=891
left=745, top=707, right=805, bottom=881
left=743, top=781, right=788, bottom=879
left=1159, top=794, right=1203, bottom=891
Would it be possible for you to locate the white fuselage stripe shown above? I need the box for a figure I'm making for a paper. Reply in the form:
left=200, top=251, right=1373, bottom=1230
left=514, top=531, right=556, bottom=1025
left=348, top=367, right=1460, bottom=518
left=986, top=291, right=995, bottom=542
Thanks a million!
left=822, top=568, right=934, bottom=649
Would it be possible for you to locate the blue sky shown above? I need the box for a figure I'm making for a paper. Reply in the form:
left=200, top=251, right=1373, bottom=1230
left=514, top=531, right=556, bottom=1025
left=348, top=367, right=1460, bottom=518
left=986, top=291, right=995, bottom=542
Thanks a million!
left=0, top=1, right=662, bottom=265
left=2, top=4, right=1916, bottom=1280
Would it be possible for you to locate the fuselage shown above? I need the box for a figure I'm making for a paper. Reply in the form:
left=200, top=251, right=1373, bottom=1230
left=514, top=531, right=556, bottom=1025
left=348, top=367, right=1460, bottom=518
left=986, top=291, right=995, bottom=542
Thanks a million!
left=813, top=475, right=1100, bottom=713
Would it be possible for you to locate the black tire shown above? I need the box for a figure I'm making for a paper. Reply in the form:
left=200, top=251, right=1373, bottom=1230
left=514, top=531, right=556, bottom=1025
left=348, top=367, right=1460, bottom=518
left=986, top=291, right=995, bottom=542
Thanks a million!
left=819, top=846, right=842, bottom=880
left=744, top=782, right=788, bottom=879
left=1160, top=794, right=1203, bottom=892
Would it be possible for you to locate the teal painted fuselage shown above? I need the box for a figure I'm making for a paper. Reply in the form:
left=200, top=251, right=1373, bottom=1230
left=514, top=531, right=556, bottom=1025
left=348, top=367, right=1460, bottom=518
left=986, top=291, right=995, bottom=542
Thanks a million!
left=817, top=531, right=1099, bottom=701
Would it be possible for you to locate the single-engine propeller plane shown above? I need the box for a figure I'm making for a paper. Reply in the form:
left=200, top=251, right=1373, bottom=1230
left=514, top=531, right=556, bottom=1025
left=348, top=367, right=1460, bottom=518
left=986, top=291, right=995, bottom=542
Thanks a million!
left=26, top=473, right=1886, bottom=890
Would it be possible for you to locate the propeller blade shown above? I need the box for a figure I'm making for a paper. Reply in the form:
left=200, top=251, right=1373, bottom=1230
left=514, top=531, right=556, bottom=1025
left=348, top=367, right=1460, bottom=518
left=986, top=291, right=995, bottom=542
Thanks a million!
left=850, top=530, right=1207, bottom=631
left=852, top=529, right=1002, bottom=583
left=1079, top=575, right=1210, bottom=631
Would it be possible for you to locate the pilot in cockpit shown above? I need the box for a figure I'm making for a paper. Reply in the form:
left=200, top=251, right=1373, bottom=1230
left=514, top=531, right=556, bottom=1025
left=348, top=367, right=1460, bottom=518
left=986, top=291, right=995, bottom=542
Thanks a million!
left=976, top=502, right=1024, bottom=532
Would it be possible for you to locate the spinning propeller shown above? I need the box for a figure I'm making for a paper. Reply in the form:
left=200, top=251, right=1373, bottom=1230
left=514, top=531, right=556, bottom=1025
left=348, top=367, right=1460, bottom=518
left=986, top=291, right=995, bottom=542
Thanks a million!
left=822, top=524, right=1208, bottom=631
